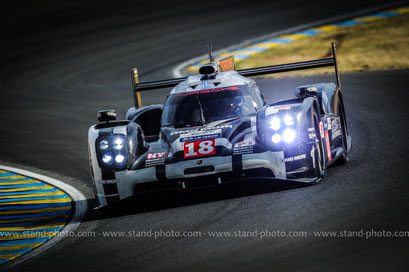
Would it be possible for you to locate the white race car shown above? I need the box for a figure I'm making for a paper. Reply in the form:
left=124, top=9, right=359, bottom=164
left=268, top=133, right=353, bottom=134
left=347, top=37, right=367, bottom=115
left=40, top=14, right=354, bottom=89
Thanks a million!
left=88, top=43, right=351, bottom=208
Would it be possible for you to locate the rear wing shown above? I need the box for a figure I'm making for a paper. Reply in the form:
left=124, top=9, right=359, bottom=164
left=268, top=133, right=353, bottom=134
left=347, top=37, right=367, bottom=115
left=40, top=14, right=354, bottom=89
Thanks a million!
left=131, top=42, right=340, bottom=108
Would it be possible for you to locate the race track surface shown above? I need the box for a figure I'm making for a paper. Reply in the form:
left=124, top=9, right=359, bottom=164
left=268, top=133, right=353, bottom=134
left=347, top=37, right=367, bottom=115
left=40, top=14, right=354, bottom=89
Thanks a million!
left=1, top=0, right=409, bottom=271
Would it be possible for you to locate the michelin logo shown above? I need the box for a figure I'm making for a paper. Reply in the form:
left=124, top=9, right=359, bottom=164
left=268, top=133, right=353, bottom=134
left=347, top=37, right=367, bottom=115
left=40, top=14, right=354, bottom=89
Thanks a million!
left=284, top=154, right=307, bottom=162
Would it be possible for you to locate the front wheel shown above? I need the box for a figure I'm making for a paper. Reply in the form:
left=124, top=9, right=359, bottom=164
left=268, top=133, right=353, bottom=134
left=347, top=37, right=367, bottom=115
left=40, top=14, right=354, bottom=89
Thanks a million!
left=335, top=101, right=349, bottom=165
left=313, top=111, right=325, bottom=180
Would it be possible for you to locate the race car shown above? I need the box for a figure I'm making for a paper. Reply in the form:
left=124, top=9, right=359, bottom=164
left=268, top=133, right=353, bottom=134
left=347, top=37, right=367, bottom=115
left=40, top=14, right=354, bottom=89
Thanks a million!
left=88, top=43, right=351, bottom=208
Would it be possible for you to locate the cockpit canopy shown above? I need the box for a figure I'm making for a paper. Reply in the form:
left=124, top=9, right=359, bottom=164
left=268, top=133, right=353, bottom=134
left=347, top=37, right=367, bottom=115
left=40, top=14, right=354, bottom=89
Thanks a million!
left=161, top=85, right=259, bottom=128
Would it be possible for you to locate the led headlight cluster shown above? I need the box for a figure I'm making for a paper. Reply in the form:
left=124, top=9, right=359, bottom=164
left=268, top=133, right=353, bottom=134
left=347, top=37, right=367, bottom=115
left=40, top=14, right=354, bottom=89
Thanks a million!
left=268, top=114, right=297, bottom=144
left=97, top=135, right=128, bottom=168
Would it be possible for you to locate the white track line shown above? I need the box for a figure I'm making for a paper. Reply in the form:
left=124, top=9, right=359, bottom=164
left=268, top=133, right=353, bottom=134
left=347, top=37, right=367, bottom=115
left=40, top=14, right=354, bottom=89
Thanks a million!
left=0, top=164, right=87, bottom=269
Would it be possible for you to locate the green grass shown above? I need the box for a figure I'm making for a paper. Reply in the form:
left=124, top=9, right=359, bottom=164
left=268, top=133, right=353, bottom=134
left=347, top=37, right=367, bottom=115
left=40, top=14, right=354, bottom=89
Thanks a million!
left=236, top=12, right=409, bottom=77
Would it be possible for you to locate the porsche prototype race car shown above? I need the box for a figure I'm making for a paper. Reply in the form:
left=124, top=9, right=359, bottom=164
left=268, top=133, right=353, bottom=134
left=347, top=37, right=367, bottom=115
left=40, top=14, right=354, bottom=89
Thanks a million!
left=88, top=43, right=351, bottom=207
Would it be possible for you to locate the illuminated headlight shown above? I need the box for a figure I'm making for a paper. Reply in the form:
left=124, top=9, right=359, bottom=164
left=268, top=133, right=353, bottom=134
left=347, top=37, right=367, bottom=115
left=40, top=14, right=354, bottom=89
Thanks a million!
left=97, top=135, right=128, bottom=168
left=284, top=115, right=294, bottom=126
left=283, top=129, right=296, bottom=143
left=102, top=154, right=113, bottom=164
left=113, top=138, right=124, bottom=150
left=271, top=134, right=281, bottom=144
left=269, top=117, right=281, bottom=130
left=115, top=154, right=125, bottom=164
left=99, top=140, right=109, bottom=150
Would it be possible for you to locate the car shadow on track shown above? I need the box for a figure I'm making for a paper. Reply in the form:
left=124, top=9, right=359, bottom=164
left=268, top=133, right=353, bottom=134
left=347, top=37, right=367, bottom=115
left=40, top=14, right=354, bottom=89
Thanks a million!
left=79, top=179, right=311, bottom=222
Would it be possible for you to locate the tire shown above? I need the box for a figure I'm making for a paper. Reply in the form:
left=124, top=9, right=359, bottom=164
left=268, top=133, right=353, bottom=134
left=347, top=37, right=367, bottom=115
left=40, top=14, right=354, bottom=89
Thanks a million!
left=313, top=110, right=325, bottom=179
left=335, top=101, right=349, bottom=165
left=88, top=146, right=95, bottom=179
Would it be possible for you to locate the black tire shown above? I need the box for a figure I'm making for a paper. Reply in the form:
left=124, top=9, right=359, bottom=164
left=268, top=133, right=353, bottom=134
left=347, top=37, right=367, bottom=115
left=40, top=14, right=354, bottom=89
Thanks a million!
left=313, top=110, right=325, bottom=180
left=88, top=146, right=95, bottom=179
left=335, top=101, right=349, bottom=165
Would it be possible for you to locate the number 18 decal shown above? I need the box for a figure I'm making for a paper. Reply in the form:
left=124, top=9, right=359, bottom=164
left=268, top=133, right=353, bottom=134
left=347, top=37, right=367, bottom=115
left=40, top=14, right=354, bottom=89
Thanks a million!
left=184, top=139, right=215, bottom=158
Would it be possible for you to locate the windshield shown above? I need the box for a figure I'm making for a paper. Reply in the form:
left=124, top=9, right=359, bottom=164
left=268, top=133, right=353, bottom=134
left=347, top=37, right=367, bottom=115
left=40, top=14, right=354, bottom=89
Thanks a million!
left=161, top=85, right=257, bottom=127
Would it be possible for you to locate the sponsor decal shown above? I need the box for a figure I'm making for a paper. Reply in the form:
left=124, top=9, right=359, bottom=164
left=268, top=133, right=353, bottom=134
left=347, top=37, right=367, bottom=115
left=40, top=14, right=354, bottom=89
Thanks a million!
left=147, top=152, right=166, bottom=159
left=180, top=129, right=221, bottom=143
left=319, top=121, right=325, bottom=139
left=266, top=106, right=291, bottom=116
left=308, top=127, right=316, bottom=140
left=233, top=139, right=255, bottom=155
left=325, top=131, right=332, bottom=161
left=171, top=129, right=194, bottom=136
left=184, top=139, right=215, bottom=158
left=145, top=152, right=166, bottom=167
left=233, top=139, right=255, bottom=148
left=171, top=125, right=232, bottom=136
left=331, top=118, right=341, bottom=140
left=173, top=86, right=240, bottom=97
left=327, top=117, right=332, bottom=130
left=266, top=105, right=293, bottom=115
left=284, top=154, right=307, bottom=162
left=98, top=179, right=118, bottom=184
left=274, top=106, right=291, bottom=110
left=201, top=125, right=232, bottom=130
left=180, top=133, right=220, bottom=142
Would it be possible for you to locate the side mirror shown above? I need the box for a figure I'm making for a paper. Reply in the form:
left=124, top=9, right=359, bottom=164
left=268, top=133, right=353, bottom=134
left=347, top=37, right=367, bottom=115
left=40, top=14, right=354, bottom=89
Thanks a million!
left=97, top=109, right=116, bottom=123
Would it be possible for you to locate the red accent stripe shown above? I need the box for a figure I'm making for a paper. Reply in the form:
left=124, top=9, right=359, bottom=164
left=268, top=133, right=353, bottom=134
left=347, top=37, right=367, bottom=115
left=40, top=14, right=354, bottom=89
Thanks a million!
left=325, top=131, right=332, bottom=161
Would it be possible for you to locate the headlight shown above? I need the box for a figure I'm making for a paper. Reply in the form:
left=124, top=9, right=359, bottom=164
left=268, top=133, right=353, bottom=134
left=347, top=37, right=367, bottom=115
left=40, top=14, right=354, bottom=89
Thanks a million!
left=115, top=154, right=125, bottom=164
left=284, top=115, right=294, bottom=126
left=113, top=138, right=124, bottom=150
left=99, top=140, right=109, bottom=150
left=271, top=134, right=281, bottom=144
left=102, top=154, right=113, bottom=164
left=97, top=135, right=128, bottom=168
left=269, top=117, right=281, bottom=130
left=266, top=115, right=297, bottom=145
left=283, top=129, right=296, bottom=143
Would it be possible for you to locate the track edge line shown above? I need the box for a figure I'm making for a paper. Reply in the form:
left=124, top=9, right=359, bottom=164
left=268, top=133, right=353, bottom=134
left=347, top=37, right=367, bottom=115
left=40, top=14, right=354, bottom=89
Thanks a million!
left=0, top=164, right=87, bottom=270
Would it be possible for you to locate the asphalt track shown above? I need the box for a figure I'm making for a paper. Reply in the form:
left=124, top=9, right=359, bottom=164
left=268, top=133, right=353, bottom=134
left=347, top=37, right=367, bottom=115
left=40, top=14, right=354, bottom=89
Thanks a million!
left=1, top=0, right=409, bottom=271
